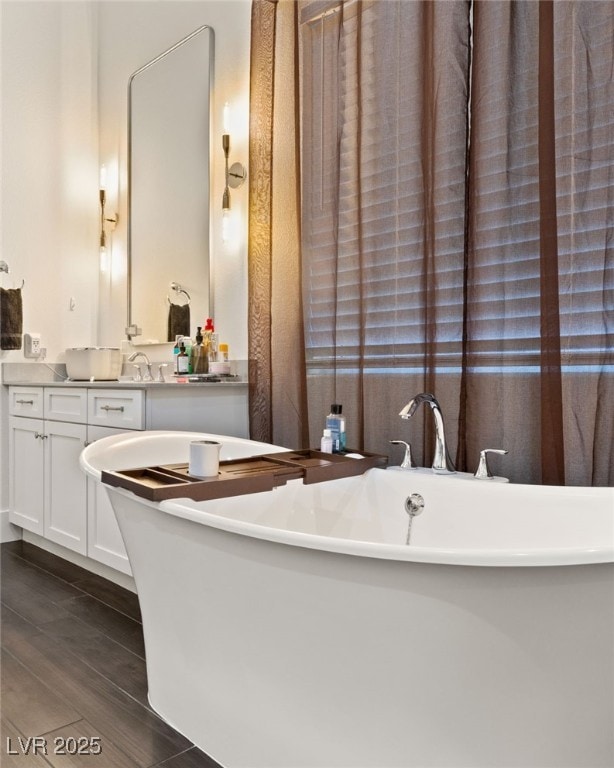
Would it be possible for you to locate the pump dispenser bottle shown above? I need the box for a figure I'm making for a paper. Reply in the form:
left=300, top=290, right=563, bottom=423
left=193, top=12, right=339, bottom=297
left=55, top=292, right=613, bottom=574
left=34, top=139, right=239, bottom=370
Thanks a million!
left=190, top=327, right=208, bottom=374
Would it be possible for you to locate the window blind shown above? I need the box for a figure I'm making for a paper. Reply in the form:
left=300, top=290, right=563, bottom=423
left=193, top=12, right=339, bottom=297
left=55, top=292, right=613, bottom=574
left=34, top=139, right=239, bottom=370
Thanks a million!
left=299, top=0, right=614, bottom=373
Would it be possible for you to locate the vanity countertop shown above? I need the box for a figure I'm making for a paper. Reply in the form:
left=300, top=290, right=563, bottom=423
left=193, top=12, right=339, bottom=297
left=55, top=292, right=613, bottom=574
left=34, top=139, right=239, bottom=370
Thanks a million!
left=1, top=362, right=248, bottom=388
left=3, top=378, right=248, bottom=389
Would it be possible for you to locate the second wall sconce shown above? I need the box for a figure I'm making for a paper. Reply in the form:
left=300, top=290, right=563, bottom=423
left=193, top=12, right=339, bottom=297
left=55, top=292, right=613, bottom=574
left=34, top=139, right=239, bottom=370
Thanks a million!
left=222, top=103, right=247, bottom=241
left=99, top=165, right=119, bottom=271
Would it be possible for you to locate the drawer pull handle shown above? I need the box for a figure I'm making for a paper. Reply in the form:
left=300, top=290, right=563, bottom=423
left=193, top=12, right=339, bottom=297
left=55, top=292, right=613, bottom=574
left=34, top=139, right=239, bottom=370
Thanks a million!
left=101, top=405, right=125, bottom=412
left=16, top=399, right=34, bottom=405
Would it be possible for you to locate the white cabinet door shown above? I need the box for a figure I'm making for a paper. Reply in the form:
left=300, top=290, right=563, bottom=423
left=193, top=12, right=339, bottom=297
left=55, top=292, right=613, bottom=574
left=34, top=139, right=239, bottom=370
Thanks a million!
left=8, top=416, right=45, bottom=535
left=86, top=425, right=132, bottom=575
left=44, top=420, right=88, bottom=555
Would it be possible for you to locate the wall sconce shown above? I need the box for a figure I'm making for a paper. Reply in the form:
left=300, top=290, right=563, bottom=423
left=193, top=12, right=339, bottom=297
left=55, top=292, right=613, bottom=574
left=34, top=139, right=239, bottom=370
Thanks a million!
left=99, top=165, right=119, bottom=271
left=222, top=103, right=247, bottom=242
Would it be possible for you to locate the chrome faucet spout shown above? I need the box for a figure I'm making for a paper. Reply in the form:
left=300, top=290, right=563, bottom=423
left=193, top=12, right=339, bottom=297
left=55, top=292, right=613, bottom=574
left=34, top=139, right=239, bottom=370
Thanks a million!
left=128, top=352, right=151, bottom=364
left=399, top=393, right=456, bottom=474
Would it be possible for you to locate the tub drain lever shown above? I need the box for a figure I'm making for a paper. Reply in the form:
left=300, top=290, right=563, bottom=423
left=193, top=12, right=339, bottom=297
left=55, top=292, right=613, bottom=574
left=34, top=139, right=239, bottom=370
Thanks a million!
left=405, top=493, right=425, bottom=517
left=404, top=493, right=424, bottom=546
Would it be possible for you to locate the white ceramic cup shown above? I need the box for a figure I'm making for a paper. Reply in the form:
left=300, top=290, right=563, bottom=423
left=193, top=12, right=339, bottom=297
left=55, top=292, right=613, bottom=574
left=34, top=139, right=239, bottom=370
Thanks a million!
left=189, top=439, right=221, bottom=478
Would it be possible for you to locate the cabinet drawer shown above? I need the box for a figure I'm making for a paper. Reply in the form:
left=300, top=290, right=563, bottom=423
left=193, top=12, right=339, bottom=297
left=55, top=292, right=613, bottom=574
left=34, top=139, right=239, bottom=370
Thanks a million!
left=9, top=387, right=44, bottom=418
left=88, top=389, right=144, bottom=429
left=44, top=387, right=88, bottom=423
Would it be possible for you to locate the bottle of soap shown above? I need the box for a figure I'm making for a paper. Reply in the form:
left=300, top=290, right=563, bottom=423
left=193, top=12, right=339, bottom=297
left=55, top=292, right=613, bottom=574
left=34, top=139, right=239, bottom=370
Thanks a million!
left=326, top=404, right=346, bottom=453
left=320, top=428, right=333, bottom=453
left=190, top=327, right=208, bottom=374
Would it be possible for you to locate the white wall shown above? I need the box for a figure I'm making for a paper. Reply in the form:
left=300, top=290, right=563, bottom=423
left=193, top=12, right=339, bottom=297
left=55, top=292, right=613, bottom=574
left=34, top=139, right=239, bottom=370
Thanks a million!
left=97, top=0, right=252, bottom=357
left=1, top=1, right=100, bottom=362
left=0, top=1, right=99, bottom=527
left=0, top=0, right=252, bottom=531
left=0, top=0, right=251, bottom=359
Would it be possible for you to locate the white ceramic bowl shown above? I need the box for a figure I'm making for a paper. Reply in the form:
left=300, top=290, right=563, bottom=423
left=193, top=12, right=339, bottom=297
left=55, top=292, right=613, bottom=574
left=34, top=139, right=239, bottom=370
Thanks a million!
left=65, top=347, right=121, bottom=380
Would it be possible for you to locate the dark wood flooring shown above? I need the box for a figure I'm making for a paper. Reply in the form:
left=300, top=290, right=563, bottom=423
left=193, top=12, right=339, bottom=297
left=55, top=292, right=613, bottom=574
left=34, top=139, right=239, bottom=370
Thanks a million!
left=1, top=540, right=222, bottom=767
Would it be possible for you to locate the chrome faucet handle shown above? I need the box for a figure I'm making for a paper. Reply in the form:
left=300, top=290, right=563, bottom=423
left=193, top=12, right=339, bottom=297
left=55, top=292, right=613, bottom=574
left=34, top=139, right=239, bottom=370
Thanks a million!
left=157, top=364, right=168, bottom=383
left=142, top=363, right=154, bottom=382
left=389, top=440, right=417, bottom=469
left=474, top=448, right=508, bottom=480
left=132, top=364, right=143, bottom=382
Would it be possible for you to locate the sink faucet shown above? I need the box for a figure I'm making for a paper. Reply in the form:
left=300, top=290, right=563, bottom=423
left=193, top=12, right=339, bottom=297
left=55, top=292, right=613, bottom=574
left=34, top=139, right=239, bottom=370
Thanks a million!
left=128, top=351, right=150, bottom=364
left=399, top=393, right=456, bottom=474
left=127, top=351, right=153, bottom=381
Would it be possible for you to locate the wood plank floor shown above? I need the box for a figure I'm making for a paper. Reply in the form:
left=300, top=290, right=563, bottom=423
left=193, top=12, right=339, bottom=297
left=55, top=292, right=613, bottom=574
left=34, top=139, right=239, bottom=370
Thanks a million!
left=1, top=541, right=222, bottom=767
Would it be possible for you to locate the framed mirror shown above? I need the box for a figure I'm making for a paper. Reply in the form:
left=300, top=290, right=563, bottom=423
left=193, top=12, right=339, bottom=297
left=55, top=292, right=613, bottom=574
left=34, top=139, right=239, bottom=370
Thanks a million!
left=127, top=25, right=213, bottom=343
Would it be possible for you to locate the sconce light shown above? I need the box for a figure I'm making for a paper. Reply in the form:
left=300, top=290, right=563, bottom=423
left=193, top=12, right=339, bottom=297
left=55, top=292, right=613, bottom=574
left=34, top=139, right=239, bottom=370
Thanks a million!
left=221, top=103, right=247, bottom=242
left=99, top=165, right=119, bottom=271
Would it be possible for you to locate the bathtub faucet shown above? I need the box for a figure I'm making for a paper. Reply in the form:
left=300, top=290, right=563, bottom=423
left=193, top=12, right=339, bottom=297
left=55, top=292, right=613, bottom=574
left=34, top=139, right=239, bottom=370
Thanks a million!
left=399, top=393, right=456, bottom=474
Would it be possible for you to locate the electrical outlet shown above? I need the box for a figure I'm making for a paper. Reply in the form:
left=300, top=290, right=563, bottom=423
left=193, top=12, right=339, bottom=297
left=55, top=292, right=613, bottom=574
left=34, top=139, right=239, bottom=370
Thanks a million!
left=24, top=333, right=42, bottom=358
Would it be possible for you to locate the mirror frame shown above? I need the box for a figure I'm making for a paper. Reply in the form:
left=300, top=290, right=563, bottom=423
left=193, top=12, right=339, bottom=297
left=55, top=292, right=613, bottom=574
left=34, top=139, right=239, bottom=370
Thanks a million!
left=126, top=24, right=214, bottom=341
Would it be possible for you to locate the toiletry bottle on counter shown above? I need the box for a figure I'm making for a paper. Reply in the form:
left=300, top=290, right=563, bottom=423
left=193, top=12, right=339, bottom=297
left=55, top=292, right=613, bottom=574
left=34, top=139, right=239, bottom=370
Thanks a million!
left=320, top=428, right=333, bottom=453
left=176, top=342, right=189, bottom=374
left=173, top=335, right=181, bottom=360
left=181, top=335, right=193, bottom=373
left=203, top=317, right=218, bottom=363
left=326, top=404, right=346, bottom=453
left=190, top=327, right=208, bottom=374
left=209, top=343, right=231, bottom=375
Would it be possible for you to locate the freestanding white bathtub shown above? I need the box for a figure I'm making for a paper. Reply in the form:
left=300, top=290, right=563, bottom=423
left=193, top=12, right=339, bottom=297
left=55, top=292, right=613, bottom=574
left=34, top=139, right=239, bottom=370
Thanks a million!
left=81, top=431, right=614, bottom=768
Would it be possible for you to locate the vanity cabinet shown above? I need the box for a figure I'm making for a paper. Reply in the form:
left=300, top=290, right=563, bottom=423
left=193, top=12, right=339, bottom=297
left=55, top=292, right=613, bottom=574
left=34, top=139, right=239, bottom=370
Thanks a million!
left=7, top=380, right=248, bottom=577
left=8, top=386, right=142, bottom=571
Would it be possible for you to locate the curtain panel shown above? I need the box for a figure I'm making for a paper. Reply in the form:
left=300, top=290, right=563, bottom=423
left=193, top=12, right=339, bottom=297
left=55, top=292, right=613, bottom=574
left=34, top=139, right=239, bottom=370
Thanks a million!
left=249, top=0, right=614, bottom=486
left=248, top=0, right=309, bottom=449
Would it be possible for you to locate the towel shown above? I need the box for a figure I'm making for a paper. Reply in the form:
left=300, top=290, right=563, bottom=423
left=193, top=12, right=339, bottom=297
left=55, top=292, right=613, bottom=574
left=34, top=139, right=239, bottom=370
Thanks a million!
left=167, top=302, right=190, bottom=342
left=1, top=287, right=23, bottom=350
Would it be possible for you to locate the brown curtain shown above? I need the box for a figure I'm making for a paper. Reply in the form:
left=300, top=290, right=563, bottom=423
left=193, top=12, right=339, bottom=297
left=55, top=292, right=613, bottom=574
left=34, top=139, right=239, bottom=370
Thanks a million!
left=249, top=0, right=309, bottom=449
left=249, top=0, right=614, bottom=486
left=458, top=0, right=614, bottom=485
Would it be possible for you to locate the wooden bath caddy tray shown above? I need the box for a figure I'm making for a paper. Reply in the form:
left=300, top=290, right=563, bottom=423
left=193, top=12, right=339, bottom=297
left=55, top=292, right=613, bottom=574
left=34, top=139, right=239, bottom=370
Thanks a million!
left=101, top=449, right=387, bottom=502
